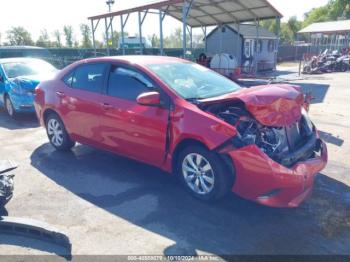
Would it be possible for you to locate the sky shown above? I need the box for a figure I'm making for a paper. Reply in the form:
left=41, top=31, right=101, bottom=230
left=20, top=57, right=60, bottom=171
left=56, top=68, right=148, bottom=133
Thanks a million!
left=0, top=0, right=330, bottom=44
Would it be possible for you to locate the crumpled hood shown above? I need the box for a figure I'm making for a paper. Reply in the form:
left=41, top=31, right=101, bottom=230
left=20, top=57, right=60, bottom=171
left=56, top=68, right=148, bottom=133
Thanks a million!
left=10, top=74, right=54, bottom=91
left=202, top=84, right=305, bottom=127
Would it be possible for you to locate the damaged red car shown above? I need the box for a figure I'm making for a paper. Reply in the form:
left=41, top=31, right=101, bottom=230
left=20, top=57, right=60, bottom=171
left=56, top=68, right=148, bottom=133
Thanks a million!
left=34, top=56, right=328, bottom=208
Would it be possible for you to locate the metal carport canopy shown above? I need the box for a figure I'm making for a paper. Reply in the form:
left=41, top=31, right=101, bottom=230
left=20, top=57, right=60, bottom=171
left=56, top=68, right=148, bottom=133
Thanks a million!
left=298, top=20, right=350, bottom=34
left=88, top=0, right=283, bottom=27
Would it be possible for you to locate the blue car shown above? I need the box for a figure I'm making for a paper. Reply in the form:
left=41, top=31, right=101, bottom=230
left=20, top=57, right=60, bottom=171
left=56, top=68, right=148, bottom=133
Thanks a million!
left=0, top=58, right=57, bottom=117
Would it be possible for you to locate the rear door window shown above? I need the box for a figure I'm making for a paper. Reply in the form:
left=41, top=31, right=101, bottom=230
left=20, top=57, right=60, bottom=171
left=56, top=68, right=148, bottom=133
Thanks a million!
left=68, top=63, right=107, bottom=93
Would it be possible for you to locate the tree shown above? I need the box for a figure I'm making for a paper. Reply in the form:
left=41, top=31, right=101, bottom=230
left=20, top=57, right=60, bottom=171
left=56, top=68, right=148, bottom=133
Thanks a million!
left=303, top=6, right=329, bottom=26
left=303, top=0, right=350, bottom=26
left=287, top=16, right=302, bottom=40
left=260, top=17, right=302, bottom=45
left=164, top=27, right=191, bottom=48
left=328, top=0, right=350, bottom=20
left=36, top=29, right=51, bottom=48
left=80, top=24, right=92, bottom=48
left=52, top=30, right=62, bottom=48
left=192, top=33, right=205, bottom=48
left=63, top=25, right=74, bottom=47
left=148, top=34, right=160, bottom=48
left=6, top=26, right=34, bottom=46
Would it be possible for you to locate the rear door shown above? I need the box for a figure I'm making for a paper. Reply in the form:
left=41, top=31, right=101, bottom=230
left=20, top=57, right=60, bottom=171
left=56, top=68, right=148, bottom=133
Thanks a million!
left=99, top=64, right=170, bottom=167
left=58, top=63, right=108, bottom=145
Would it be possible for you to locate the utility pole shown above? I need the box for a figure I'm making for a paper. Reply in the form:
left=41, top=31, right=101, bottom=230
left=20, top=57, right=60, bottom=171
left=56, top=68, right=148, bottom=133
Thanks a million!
left=106, top=0, right=114, bottom=12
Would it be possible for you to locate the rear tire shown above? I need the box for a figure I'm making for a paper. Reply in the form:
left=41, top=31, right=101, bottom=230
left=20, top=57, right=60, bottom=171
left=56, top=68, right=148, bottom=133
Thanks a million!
left=177, top=145, right=234, bottom=201
left=45, top=113, right=75, bottom=151
left=4, top=95, right=16, bottom=118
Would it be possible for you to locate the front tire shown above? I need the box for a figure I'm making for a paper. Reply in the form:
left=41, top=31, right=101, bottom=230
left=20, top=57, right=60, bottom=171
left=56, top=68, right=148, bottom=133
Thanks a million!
left=177, top=145, right=234, bottom=201
left=341, top=63, right=348, bottom=72
left=5, top=96, right=16, bottom=118
left=45, top=113, right=75, bottom=151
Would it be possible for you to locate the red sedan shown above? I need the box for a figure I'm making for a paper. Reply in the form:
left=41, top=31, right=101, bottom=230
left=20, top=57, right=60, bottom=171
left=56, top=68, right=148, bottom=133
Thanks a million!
left=34, top=56, right=328, bottom=208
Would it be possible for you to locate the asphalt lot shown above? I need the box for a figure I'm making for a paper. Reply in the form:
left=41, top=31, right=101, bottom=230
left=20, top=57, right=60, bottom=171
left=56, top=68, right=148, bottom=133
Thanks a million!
left=0, top=67, right=349, bottom=260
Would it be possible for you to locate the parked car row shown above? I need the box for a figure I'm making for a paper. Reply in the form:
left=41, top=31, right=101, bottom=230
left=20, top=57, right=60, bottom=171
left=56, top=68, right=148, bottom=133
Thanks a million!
left=0, top=56, right=328, bottom=208
left=0, top=58, right=57, bottom=117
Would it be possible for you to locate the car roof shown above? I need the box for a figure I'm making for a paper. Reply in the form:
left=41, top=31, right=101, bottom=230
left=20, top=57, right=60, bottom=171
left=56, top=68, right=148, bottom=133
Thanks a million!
left=82, top=55, right=189, bottom=66
left=0, top=57, right=44, bottom=64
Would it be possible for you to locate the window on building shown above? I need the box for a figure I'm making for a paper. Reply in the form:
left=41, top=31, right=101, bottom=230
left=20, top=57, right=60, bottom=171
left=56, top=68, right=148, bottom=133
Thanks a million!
left=268, top=40, right=275, bottom=53
left=254, top=39, right=263, bottom=53
left=244, top=40, right=251, bottom=58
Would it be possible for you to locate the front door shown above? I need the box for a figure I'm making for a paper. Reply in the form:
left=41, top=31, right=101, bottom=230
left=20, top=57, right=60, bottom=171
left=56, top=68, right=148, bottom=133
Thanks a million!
left=99, top=65, right=169, bottom=167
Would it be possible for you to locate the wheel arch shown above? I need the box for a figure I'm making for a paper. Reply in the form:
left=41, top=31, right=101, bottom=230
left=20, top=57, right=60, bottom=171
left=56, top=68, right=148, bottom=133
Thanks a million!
left=171, top=138, right=235, bottom=179
left=43, top=108, right=62, bottom=126
left=171, top=138, right=209, bottom=174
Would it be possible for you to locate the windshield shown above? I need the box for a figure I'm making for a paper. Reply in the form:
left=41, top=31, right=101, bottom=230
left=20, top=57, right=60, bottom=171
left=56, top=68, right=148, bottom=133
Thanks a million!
left=3, top=60, right=56, bottom=79
left=146, top=62, right=241, bottom=99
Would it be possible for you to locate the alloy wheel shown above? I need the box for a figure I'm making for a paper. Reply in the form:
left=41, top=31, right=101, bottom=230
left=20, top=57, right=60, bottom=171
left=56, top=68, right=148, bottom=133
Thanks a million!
left=47, top=118, right=64, bottom=147
left=182, top=153, right=215, bottom=195
left=5, top=97, right=14, bottom=117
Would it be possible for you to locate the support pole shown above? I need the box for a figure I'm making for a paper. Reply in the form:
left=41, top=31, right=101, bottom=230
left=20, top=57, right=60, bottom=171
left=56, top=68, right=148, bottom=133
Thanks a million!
left=202, top=26, right=207, bottom=53
left=105, top=17, right=110, bottom=56
left=182, top=0, right=193, bottom=58
left=182, top=2, right=188, bottom=58
left=159, top=11, right=164, bottom=55
left=120, top=15, right=125, bottom=55
left=190, top=27, right=193, bottom=50
left=274, top=16, right=281, bottom=71
left=110, top=18, right=115, bottom=50
left=255, top=19, right=260, bottom=74
left=237, top=23, right=240, bottom=67
left=91, top=19, right=97, bottom=57
left=295, top=33, right=299, bottom=61
left=138, top=11, right=143, bottom=54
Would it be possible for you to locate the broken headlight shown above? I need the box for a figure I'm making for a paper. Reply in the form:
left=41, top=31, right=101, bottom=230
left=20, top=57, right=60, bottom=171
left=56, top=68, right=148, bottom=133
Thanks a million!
left=301, top=107, right=314, bottom=135
left=216, top=106, right=288, bottom=158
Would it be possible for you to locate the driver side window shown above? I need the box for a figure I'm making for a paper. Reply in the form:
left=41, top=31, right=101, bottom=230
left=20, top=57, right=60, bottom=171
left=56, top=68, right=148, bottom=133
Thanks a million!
left=107, top=66, right=153, bottom=101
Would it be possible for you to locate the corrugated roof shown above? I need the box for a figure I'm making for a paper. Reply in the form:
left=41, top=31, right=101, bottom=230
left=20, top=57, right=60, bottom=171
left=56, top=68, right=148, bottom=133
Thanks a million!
left=207, top=23, right=276, bottom=39
left=299, top=20, right=350, bottom=34
left=89, top=0, right=283, bottom=27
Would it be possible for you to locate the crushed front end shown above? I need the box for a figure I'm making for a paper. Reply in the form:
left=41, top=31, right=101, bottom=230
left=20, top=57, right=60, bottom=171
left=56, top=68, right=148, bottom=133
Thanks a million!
left=203, top=84, right=328, bottom=207
left=0, top=160, right=16, bottom=206
left=0, top=174, right=14, bottom=206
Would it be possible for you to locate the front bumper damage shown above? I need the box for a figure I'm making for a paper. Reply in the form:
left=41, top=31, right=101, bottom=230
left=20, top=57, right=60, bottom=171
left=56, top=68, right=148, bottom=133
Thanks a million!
left=8, top=93, right=35, bottom=113
left=0, top=160, right=16, bottom=206
left=219, top=134, right=328, bottom=208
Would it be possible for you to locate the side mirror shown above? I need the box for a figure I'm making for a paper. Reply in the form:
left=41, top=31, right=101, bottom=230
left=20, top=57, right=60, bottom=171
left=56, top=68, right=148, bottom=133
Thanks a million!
left=137, top=92, right=161, bottom=106
left=0, top=75, right=4, bottom=83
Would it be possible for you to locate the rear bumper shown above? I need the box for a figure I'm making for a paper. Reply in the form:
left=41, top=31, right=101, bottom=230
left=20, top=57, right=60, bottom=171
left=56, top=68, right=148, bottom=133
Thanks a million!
left=222, top=138, right=328, bottom=208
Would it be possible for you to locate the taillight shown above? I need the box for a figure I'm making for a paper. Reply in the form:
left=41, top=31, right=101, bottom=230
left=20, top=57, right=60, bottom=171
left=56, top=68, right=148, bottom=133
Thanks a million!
left=35, top=85, right=43, bottom=95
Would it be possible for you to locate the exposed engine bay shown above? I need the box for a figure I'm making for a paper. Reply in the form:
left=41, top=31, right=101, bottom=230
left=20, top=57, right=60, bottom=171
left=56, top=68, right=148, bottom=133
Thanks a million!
left=205, top=102, right=317, bottom=166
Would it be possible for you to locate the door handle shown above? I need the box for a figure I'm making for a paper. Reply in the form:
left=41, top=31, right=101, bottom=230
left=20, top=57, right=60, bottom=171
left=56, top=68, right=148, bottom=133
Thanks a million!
left=56, top=91, right=65, bottom=98
left=100, top=102, right=114, bottom=110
